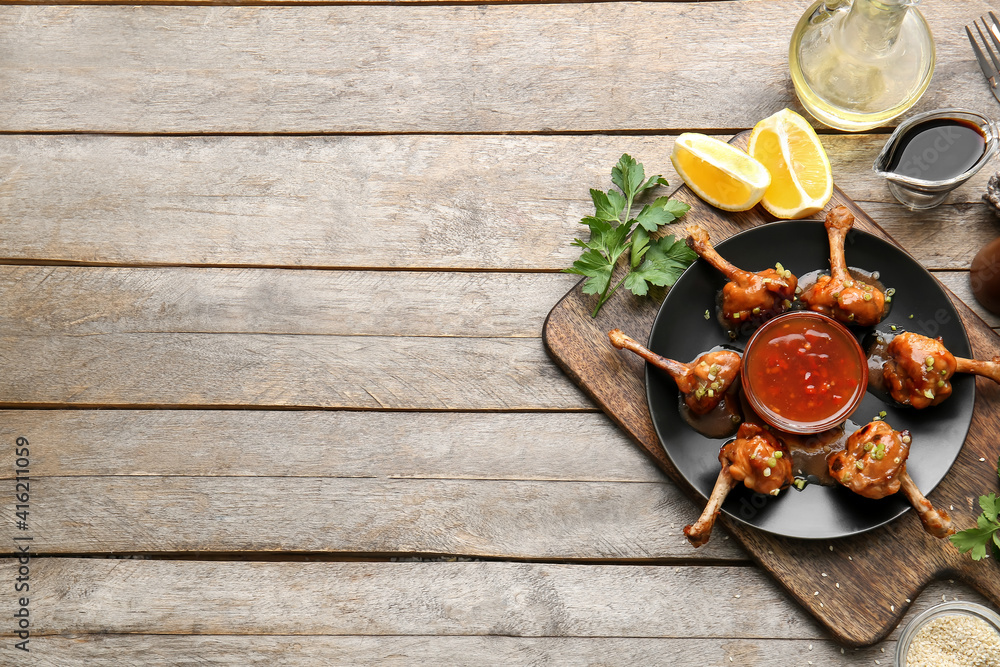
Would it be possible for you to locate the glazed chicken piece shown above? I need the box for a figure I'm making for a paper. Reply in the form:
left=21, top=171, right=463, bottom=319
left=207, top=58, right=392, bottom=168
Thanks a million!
left=684, top=423, right=793, bottom=547
left=882, top=331, right=1000, bottom=409
left=685, top=225, right=797, bottom=327
left=609, top=329, right=740, bottom=415
left=828, top=421, right=954, bottom=538
left=799, top=206, right=886, bottom=327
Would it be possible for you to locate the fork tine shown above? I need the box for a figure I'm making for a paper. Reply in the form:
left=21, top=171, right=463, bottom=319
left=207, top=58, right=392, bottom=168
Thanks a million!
left=990, top=11, right=1000, bottom=39
left=976, top=20, right=1000, bottom=74
left=985, top=13, right=1000, bottom=59
left=968, top=25, right=997, bottom=82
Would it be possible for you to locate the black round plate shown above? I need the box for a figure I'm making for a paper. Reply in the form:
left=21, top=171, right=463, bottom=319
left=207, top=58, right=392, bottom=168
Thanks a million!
left=646, top=220, right=974, bottom=539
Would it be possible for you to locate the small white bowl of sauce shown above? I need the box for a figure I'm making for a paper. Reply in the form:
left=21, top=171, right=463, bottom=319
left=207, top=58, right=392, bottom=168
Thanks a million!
left=874, top=108, right=999, bottom=210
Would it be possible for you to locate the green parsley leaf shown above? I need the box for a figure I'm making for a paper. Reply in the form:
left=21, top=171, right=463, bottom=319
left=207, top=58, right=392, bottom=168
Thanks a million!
left=981, top=493, right=1000, bottom=523
left=565, top=248, right=614, bottom=296
left=630, top=226, right=650, bottom=270
left=626, top=235, right=697, bottom=297
left=951, top=521, right=998, bottom=561
left=950, top=468, right=1000, bottom=561
left=635, top=204, right=674, bottom=232
left=565, top=154, right=693, bottom=317
left=590, top=189, right=623, bottom=222
left=612, top=154, right=645, bottom=200
left=655, top=197, right=692, bottom=219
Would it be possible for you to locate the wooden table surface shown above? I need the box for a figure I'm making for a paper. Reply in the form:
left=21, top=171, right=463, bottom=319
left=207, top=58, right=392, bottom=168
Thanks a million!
left=1, top=0, right=999, bottom=664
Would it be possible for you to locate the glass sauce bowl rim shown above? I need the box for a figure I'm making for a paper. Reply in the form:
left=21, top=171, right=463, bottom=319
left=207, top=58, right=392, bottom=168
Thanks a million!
left=741, top=311, right=868, bottom=434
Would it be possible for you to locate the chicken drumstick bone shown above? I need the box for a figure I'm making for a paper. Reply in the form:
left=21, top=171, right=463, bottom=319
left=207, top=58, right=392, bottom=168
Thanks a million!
left=608, top=329, right=741, bottom=415
left=828, top=420, right=953, bottom=538
left=684, top=423, right=793, bottom=547
left=685, top=225, right=797, bottom=327
left=799, top=206, right=886, bottom=327
left=882, top=331, right=1000, bottom=409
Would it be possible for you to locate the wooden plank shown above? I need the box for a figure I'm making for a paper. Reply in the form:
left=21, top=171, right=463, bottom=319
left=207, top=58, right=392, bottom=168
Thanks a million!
left=1, top=135, right=997, bottom=270
left=0, top=410, right=744, bottom=559
left=0, top=559, right=984, bottom=643
left=0, top=411, right=664, bottom=482
left=0, top=1, right=994, bottom=133
left=0, top=333, right=588, bottom=409
left=0, top=266, right=579, bottom=338
left=0, top=636, right=908, bottom=666
left=0, top=476, right=745, bottom=559
left=0, top=265, right=991, bottom=338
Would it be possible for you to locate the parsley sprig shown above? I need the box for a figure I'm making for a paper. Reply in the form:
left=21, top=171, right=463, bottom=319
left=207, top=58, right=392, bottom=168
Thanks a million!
left=565, top=154, right=695, bottom=317
left=950, top=456, right=1000, bottom=561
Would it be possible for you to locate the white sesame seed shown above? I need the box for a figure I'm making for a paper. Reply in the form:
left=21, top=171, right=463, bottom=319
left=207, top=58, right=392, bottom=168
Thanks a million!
left=808, top=644, right=813, bottom=650
left=829, top=545, right=834, bottom=551
left=891, top=605, right=895, bottom=612
left=848, top=556, right=853, bottom=561
left=836, top=583, right=841, bottom=589
left=881, top=648, right=885, bottom=653
left=876, top=660, right=881, bottom=665
left=943, top=595, right=947, bottom=601
left=841, top=649, right=845, bottom=654
left=814, top=591, right=820, bottom=596
left=949, top=579, right=954, bottom=584
left=820, top=602, right=824, bottom=607
left=735, top=594, right=741, bottom=598
left=821, top=573, right=828, bottom=577
left=906, top=599, right=911, bottom=603
left=729, top=658, right=733, bottom=663
left=950, top=505, right=955, bottom=511
left=980, top=458, right=986, bottom=462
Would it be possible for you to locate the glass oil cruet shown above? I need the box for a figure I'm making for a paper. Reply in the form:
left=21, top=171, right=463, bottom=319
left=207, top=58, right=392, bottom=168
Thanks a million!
left=789, top=0, right=935, bottom=131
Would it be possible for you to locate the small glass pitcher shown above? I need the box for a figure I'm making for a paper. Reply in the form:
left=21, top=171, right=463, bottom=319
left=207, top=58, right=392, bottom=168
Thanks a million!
left=789, top=0, right=936, bottom=131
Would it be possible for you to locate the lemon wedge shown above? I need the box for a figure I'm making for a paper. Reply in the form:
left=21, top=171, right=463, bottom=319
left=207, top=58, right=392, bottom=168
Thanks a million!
left=748, top=108, right=833, bottom=219
left=670, top=133, right=771, bottom=212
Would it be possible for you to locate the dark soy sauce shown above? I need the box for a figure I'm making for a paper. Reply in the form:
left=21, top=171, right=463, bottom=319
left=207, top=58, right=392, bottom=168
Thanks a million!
left=885, top=118, right=986, bottom=181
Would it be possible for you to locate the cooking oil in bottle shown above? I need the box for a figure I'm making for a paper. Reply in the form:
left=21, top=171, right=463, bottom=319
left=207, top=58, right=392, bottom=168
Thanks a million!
left=789, top=0, right=935, bottom=132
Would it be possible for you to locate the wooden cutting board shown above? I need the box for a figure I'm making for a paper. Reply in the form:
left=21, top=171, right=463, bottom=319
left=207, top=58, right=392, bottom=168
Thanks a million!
left=542, top=133, right=1000, bottom=647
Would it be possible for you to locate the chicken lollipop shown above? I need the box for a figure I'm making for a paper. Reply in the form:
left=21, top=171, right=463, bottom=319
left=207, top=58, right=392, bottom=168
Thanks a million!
left=828, top=420, right=954, bottom=538
left=685, top=225, right=797, bottom=329
left=881, top=331, right=1000, bottom=409
left=799, top=206, right=886, bottom=327
left=684, top=423, right=793, bottom=547
left=608, top=329, right=741, bottom=416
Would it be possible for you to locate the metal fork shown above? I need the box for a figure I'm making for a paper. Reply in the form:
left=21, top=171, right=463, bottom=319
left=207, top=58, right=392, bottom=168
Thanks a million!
left=967, top=11, right=1000, bottom=105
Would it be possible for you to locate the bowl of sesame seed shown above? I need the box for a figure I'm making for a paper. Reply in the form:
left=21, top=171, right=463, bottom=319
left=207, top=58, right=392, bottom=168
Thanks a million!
left=895, top=601, right=1000, bottom=667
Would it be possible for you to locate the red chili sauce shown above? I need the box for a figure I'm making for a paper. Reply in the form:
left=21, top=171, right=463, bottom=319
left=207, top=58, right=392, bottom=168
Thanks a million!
left=743, top=313, right=867, bottom=433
